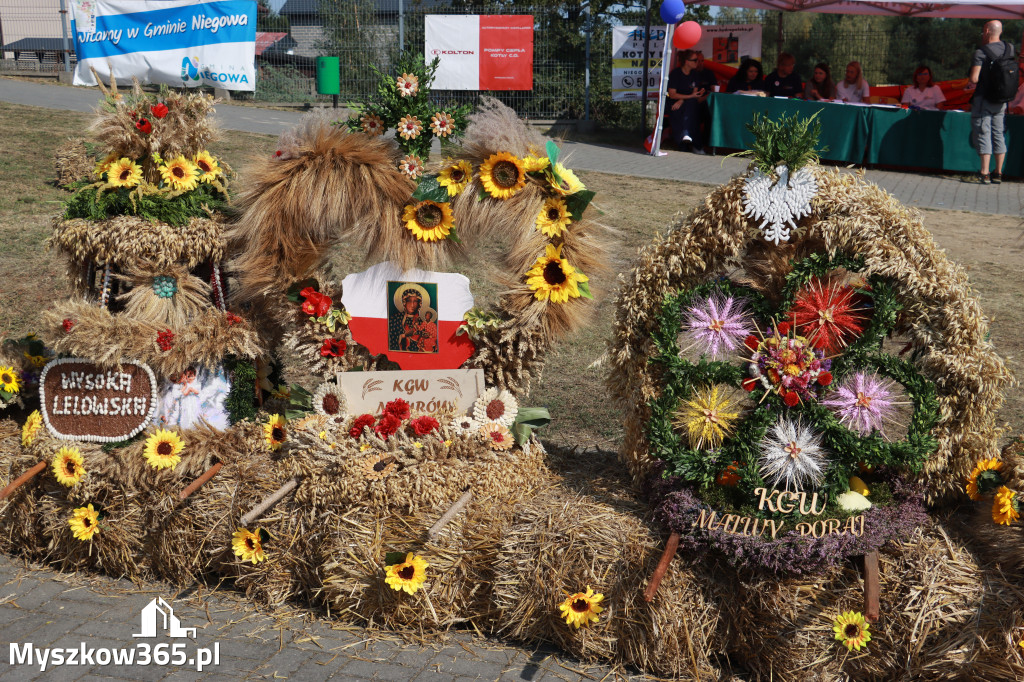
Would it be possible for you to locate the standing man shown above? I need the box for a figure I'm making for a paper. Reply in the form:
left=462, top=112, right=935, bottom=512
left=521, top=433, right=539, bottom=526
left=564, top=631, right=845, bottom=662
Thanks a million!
left=966, top=20, right=1015, bottom=184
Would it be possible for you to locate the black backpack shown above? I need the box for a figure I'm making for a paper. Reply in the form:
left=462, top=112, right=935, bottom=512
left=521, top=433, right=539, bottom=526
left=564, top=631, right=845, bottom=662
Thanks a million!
left=981, top=42, right=1019, bottom=103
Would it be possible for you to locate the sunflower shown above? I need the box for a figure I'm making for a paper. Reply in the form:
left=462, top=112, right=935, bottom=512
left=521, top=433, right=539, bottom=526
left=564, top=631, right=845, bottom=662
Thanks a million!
left=264, top=414, right=287, bottom=451
left=360, top=113, right=384, bottom=136
left=0, top=366, right=20, bottom=394
left=558, top=586, right=604, bottom=629
left=472, top=388, right=519, bottom=427
left=525, top=243, right=589, bottom=304
left=231, top=528, right=268, bottom=564
left=159, top=155, right=199, bottom=191
left=193, top=150, right=222, bottom=182
left=403, top=200, right=454, bottom=242
left=438, top=159, right=472, bottom=197
left=143, top=428, right=184, bottom=470
left=993, top=486, right=1020, bottom=525
left=106, top=157, right=143, bottom=188
left=362, top=451, right=397, bottom=480
left=52, top=446, right=85, bottom=487
left=312, top=381, right=346, bottom=418
left=22, top=410, right=42, bottom=446
left=68, top=504, right=100, bottom=542
left=398, top=114, right=423, bottom=140
left=536, top=196, right=572, bottom=238
left=399, top=154, right=424, bottom=179
left=479, top=421, right=515, bottom=451
left=25, top=353, right=47, bottom=369
left=384, top=552, right=429, bottom=595
left=94, top=152, right=116, bottom=178
left=966, top=458, right=1004, bottom=500
left=547, top=162, right=586, bottom=196
left=522, top=154, right=551, bottom=173
left=833, top=611, right=871, bottom=651
left=479, top=152, right=527, bottom=199
left=430, top=111, right=455, bottom=137
left=396, top=72, right=419, bottom=97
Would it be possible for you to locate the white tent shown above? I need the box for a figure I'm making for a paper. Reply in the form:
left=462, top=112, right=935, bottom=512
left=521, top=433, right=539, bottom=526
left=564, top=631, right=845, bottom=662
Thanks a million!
left=689, top=0, right=1024, bottom=20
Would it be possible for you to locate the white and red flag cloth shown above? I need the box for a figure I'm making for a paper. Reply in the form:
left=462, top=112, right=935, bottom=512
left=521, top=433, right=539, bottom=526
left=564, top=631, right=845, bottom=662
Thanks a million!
left=425, top=14, right=534, bottom=91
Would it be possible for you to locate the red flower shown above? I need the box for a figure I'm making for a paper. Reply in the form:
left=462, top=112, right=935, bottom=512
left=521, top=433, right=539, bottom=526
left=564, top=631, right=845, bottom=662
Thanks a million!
left=299, top=287, right=332, bottom=317
left=787, top=277, right=867, bottom=353
left=716, top=462, right=741, bottom=487
left=744, top=334, right=760, bottom=351
left=384, top=399, right=410, bottom=421
left=274, top=150, right=283, bottom=157
left=374, top=413, right=402, bottom=440
left=776, top=321, right=791, bottom=336
left=781, top=390, right=800, bottom=407
left=135, top=118, right=152, bottom=134
left=741, top=378, right=758, bottom=392
left=320, top=338, right=347, bottom=357
left=410, top=415, right=440, bottom=436
left=156, top=329, right=175, bottom=351
left=225, top=312, right=244, bottom=326
left=150, top=103, right=168, bottom=119
left=62, top=318, right=75, bottom=333
left=349, top=414, right=376, bottom=439
left=817, top=371, right=833, bottom=387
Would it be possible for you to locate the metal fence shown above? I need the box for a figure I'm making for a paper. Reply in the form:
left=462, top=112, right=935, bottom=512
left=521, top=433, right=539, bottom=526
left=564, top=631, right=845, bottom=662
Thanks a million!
left=0, top=1, right=75, bottom=74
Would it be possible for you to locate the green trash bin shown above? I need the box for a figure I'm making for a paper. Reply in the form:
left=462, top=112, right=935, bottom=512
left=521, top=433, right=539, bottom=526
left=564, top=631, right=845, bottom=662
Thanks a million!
left=316, top=56, right=340, bottom=104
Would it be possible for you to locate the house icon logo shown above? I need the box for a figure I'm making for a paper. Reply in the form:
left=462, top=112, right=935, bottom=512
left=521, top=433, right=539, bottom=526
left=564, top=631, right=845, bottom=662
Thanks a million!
left=133, top=597, right=196, bottom=638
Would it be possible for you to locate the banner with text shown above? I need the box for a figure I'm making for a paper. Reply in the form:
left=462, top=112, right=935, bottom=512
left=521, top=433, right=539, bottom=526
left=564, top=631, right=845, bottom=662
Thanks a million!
left=70, top=0, right=257, bottom=91
left=612, top=26, right=666, bottom=102
left=425, top=15, right=533, bottom=91
left=692, top=24, right=762, bottom=67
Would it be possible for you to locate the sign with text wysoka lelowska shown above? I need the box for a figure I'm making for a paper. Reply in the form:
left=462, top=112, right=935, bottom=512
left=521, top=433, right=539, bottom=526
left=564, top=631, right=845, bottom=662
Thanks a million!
left=424, top=15, right=534, bottom=91
left=611, top=26, right=666, bottom=102
left=70, top=0, right=256, bottom=91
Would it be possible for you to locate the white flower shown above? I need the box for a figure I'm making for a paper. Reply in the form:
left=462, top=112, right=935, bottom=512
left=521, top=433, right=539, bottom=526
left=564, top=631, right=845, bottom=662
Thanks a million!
left=471, top=387, right=519, bottom=427
left=743, top=165, right=817, bottom=246
left=449, top=415, right=479, bottom=435
left=758, top=417, right=828, bottom=491
left=312, top=381, right=346, bottom=418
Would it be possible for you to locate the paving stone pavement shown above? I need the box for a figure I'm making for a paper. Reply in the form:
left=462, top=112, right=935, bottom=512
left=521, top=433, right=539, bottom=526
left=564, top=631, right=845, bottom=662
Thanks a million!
left=0, top=554, right=650, bottom=682
left=2, top=77, right=1022, bottom=217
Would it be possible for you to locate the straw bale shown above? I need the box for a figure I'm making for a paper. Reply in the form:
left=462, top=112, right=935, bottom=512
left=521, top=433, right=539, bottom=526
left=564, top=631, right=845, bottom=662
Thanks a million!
left=0, top=420, right=45, bottom=558
left=55, top=138, right=92, bottom=187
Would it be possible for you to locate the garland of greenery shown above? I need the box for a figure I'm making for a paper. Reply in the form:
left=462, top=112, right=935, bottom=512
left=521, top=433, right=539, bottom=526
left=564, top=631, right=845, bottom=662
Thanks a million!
left=64, top=181, right=227, bottom=227
left=224, top=356, right=258, bottom=425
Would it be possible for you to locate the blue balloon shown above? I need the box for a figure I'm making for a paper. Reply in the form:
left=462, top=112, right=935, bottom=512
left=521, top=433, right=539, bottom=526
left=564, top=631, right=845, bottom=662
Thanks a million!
left=659, top=0, right=685, bottom=24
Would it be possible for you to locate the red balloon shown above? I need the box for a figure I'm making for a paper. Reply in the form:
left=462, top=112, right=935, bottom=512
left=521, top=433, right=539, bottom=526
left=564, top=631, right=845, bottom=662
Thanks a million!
left=673, top=21, right=702, bottom=50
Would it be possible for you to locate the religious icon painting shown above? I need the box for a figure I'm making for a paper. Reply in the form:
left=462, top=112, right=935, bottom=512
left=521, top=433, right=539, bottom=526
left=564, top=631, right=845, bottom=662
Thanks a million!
left=387, top=281, right=439, bottom=354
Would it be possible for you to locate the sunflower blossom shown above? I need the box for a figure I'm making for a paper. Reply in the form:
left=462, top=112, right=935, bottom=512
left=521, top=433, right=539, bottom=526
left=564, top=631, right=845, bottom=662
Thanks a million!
left=993, top=486, right=1020, bottom=525
left=232, top=528, right=268, bottom=564
left=0, top=366, right=20, bottom=394
left=682, top=292, right=752, bottom=360
left=52, top=446, right=86, bottom=487
left=965, top=458, right=1004, bottom=501
left=820, top=371, right=902, bottom=438
left=558, top=586, right=604, bottom=629
left=438, top=159, right=472, bottom=197
left=385, top=552, right=429, bottom=594
left=833, top=611, right=871, bottom=651
left=672, top=384, right=743, bottom=450
left=479, top=152, right=526, bottom=199
left=758, top=417, right=829, bottom=491
left=264, top=414, right=287, bottom=451
left=159, top=155, right=199, bottom=191
left=535, top=196, right=571, bottom=238
left=193, top=150, right=222, bottom=182
left=525, top=243, right=589, bottom=304
left=143, top=428, right=184, bottom=470
left=106, top=157, right=143, bottom=188
left=22, top=410, right=43, bottom=446
left=546, top=162, right=585, bottom=196
left=68, top=504, right=101, bottom=542
left=403, top=200, right=454, bottom=242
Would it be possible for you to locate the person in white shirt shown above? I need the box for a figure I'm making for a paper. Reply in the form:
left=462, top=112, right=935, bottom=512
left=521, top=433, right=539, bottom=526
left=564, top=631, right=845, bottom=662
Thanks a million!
left=901, top=65, right=946, bottom=110
left=836, top=61, right=870, bottom=102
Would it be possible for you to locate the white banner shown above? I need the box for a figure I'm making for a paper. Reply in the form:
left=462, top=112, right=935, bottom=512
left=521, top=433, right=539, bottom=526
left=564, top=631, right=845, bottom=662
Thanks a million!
left=71, top=0, right=257, bottom=91
left=425, top=15, right=534, bottom=91
left=612, top=26, right=667, bottom=102
left=692, top=24, right=762, bottom=67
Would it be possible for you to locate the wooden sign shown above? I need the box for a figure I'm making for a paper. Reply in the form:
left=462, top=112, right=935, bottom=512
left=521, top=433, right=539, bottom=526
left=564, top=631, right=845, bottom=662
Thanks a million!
left=691, top=488, right=865, bottom=539
left=337, top=368, right=485, bottom=416
left=40, top=358, right=158, bottom=443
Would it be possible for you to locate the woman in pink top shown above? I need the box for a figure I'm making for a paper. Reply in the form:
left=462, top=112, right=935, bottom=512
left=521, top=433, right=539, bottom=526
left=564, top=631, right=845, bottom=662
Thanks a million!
left=901, top=65, right=946, bottom=110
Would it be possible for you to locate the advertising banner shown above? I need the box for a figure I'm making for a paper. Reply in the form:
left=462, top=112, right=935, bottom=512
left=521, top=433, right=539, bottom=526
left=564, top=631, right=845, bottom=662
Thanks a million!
left=425, top=15, right=534, bottom=91
left=70, top=0, right=257, bottom=91
left=691, top=24, right=762, bottom=67
left=611, top=26, right=667, bottom=102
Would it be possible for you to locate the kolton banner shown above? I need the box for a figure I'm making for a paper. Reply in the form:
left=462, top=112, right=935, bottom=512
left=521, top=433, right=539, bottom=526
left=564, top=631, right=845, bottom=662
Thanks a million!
left=425, top=15, right=534, bottom=91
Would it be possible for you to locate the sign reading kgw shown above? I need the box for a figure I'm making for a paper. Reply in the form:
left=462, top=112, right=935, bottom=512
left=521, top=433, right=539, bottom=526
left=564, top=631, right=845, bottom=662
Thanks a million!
left=337, top=368, right=485, bottom=416
left=692, top=488, right=865, bottom=539
left=40, top=358, right=157, bottom=443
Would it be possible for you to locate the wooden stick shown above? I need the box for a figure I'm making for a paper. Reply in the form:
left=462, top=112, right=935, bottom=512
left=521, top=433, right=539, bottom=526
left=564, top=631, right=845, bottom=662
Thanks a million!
left=240, top=477, right=300, bottom=526
left=862, top=551, right=881, bottom=623
left=643, top=530, right=680, bottom=602
left=427, top=488, right=473, bottom=540
left=179, top=461, right=223, bottom=501
left=0, top=461, right=47, bottom=501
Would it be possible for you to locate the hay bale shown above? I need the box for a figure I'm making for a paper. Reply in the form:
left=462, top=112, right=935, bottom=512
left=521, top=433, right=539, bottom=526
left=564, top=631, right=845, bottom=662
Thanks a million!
left=55, top=138, right=92, bottom=187
left=0, top=420, right=45, bottom=559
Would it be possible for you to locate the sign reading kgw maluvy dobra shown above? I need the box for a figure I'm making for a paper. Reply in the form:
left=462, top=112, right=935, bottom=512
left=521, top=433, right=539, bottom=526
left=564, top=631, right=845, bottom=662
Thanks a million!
left=611, top=26, right=666, bottom=102
left=337, top=369, right=485, bottom=416
left=40, top=358, right=158, bottom=443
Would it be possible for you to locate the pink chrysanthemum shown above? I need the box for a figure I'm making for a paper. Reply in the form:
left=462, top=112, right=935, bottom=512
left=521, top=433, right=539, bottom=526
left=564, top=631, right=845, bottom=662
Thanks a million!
left=820, top=371, right=903, bottom=437
left=682, top=293, right=752, bottom=359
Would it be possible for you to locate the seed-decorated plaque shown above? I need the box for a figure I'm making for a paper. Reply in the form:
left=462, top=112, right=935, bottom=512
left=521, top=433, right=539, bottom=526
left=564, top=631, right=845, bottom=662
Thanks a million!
left=40, top=358, right=158, bottom=443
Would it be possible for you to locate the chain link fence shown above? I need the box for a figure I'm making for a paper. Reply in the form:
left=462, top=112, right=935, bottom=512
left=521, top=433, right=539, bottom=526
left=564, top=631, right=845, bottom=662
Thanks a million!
left=0, top=1, right=75, bottom=74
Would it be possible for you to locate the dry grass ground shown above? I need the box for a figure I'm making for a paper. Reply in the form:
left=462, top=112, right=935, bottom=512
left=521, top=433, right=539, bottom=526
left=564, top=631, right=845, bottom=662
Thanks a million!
left=1, top=100, right=1020, bottom=450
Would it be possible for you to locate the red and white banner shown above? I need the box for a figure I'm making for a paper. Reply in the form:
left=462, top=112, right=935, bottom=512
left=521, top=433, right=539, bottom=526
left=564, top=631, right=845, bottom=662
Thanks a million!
left=425, top=15, right=534, bottom=91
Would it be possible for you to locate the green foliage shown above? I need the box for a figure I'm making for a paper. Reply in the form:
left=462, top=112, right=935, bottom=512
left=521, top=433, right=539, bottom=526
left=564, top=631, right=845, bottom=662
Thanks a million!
left=254, top=64, right=316, bottom=104
left=64, top=181, right=227, bottom=226
left=225, top=356, right=259, bottom=425
left=256, top=0, right=290, bottom=32
left=743, top=111, right=823, bottom=174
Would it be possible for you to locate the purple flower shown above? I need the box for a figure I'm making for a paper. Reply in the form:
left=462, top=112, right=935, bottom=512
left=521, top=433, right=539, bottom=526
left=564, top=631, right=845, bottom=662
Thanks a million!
left=683, top=292, right=752, bottom=360
left=821, top=371, right=902, bottom=437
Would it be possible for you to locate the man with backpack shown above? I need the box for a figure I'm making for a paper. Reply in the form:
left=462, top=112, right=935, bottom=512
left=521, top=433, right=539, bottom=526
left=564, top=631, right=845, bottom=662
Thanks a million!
left=965, top=20, right=1019, bottom=184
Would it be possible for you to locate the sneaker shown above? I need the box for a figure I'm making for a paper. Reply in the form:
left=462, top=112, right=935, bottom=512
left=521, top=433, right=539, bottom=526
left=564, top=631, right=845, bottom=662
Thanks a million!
left=682, top=134, right=693, bottom=143
left=991, top=172, right=1002, bottom=184
left=692, top=147, right=707, bottom=156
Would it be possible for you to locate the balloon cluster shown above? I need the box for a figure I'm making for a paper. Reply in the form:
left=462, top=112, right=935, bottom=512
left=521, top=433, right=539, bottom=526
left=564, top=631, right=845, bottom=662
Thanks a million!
left=659, top=0, right=702, bottom=50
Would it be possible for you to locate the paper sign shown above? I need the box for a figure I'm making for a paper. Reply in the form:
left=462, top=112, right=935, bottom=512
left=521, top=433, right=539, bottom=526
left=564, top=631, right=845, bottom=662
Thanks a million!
left=336, top=369, right=485, bottom=416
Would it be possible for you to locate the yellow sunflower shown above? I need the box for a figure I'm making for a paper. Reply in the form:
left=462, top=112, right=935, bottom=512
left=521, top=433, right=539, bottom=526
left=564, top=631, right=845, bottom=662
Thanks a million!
left=833, top=611, right=871, bottom=651
left=558, top=586, right=604, bottom=629
left=159, top=155, right=200, bottom=191
left=52, top=446, right=86, bottom=487
left=524, top=243, right=589, bottom=304
left=384, top=552, right=429, bottom=595
left=479, top=152, right=527, bottom=199
left=535, top=196, right=572, bottom=238
left=193, top=151, right=222, bottom=182
left=547, top=162, right=586, bottom=196
left=264, top=414, right=287, bottom=451
left=0, top=366, right=20, bottom=394
left=672, top=384, right=743, bottom=450
left=231, top=528, right=268, bottom=564
left=106, top=157, right=143, bottom=188
left=143, top=428, right=184, bottom=470
left=24, top=352, right=47, bottom=369
left=522, top=154, right=551, bottom=173
left=966, top=458, right=1004, bottom=500
left=94, top=152, right=116, bottom=178
left=402, top=200, right=454, bottom=242
left=993, top=486, right=1020, bottom=525
left=68, top=504, right=101, bottom=542
left=438, top=159, right=472, bottom=197
left=361, top=451, right=397, bottom=481
left=22, top=410, right=43, bottom=446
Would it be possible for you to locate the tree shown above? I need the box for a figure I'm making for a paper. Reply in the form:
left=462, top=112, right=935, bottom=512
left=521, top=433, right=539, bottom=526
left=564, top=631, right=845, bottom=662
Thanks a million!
left=256, top=0, right=290, bottom=32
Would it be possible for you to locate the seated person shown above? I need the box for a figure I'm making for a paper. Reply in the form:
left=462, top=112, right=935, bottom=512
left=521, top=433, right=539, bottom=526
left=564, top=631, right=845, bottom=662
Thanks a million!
left=694, top=51, right=719, bottom=94
left=727, top=58, right=765, bottom=93
left=764, top=53, right=803, bottom=98
left=1009, top=54, right=1024, bottom=114
left=836, top=61, right=870, bottom=102
left=804, top=63, right=836, bottom=101
left=666, top=49, right=708, bottom=154
left=901, top=65, right=946, bottom=110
